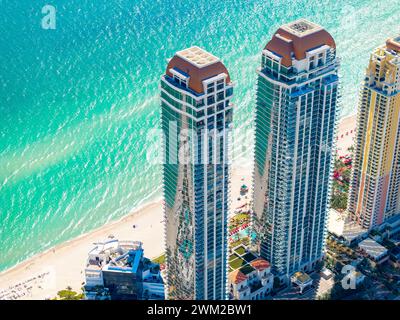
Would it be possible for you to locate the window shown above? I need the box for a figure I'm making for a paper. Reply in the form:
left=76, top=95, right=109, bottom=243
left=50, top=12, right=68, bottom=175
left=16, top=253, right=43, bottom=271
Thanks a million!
left=217, top=80, right=224, bottom=91
left=196, top=99, right=205, bottom=108
left=173, top=75, right=187, bottom=88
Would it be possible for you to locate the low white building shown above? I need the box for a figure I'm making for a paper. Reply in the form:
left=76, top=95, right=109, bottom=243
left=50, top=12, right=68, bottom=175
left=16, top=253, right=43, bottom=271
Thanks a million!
left=291, top=271, right=313, bottom=293
left=84, top=239, right=164, bottom=300
left=358, top=238, right=389, bottom=265
left=229, top=257, right=273, bottom=300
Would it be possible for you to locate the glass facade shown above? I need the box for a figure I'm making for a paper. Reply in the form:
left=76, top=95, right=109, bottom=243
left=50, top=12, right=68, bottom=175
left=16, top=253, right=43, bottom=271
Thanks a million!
left=253, top=45, right=339, bottom=278
left=161, top=67, right=233, bottom=299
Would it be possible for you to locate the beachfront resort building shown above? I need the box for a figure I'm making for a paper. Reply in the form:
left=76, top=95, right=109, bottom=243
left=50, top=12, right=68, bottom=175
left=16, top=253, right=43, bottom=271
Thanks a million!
left=84, top=239, right=164, bottom=300
left=348, top=36, right=400, bottom=230
left=228, top=245, right=273, bottom=300
left=160, top=47, right=233, bottom=299
left=252, top=19, right=340, bottom=282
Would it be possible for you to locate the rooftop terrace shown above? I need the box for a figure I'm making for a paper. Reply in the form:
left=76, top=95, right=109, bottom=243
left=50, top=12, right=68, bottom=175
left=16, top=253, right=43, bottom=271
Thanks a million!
left=228, top=245, right=270, bottom=277
left=86, top=239, right=144, bottom=273
left=292, top=271, right=312, bottom=285
left=165, top=46, right=231, bottom=94
left=281, top=19, right=322, bottom=37
left=176, top=46, right=220, bottom=68
left=265, top=18, right=336, bottom=67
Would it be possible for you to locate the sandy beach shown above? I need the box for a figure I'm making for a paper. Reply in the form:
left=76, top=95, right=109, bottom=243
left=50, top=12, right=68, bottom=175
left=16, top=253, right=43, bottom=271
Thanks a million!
left=336, top=113, right=357, bottom=157
left=0, top=165, right=252, bottom=300
left=0, top=200, right=165, bottom=300
left=0, top=114, right=355, bottom=300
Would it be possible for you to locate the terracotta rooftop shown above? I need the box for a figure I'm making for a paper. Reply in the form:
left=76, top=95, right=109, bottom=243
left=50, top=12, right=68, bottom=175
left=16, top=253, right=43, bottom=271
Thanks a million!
left=265, top=19, right=336, bottom=67
left=166, top=46, right=231, bottom=94
left=386, top=36, right=400, bottom=53
left=228, top=269, right=247, bottom=284
left=249, top=257, right=270, bottom=271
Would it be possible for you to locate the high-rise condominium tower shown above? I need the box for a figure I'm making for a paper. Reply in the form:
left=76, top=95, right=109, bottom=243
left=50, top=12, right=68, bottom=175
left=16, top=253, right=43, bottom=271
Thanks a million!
left=160, top=47, right=233, bottom=299
left=348, top=36, right=400, bottom=230
left=253, top=19, right=339, bottom=279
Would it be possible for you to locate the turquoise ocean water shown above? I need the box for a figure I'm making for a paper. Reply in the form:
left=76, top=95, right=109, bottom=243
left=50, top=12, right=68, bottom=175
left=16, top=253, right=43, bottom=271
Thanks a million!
left=0, top=0, right=399, bottom=271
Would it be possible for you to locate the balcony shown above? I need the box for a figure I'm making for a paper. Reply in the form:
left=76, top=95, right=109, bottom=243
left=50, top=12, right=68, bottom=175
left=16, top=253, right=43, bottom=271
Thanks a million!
left=238, top=285, right=249, bottom=293
left=249, top=281, right=263, bottom=294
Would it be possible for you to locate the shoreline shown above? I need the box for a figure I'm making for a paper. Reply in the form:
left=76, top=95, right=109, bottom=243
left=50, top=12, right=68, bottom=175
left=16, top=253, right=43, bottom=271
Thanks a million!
left=0, top=165, right=252, bottom=300
left=336, top=112, right=357, bottom=157
left=0, top=114, right=355, bottom=300
left=340, top=112, right=356, bottom=120
left=0, top=198, right=162, bottom=277
left=0, top=199, right=165, bottom=300
left=0, top=113, right=357, bottom=278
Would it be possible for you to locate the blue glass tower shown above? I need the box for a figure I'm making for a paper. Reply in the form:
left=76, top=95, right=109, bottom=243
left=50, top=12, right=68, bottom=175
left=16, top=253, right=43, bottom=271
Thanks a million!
left=253, top=20, right=339, bottom=280
left=160, top=47, right=233, bottom=299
